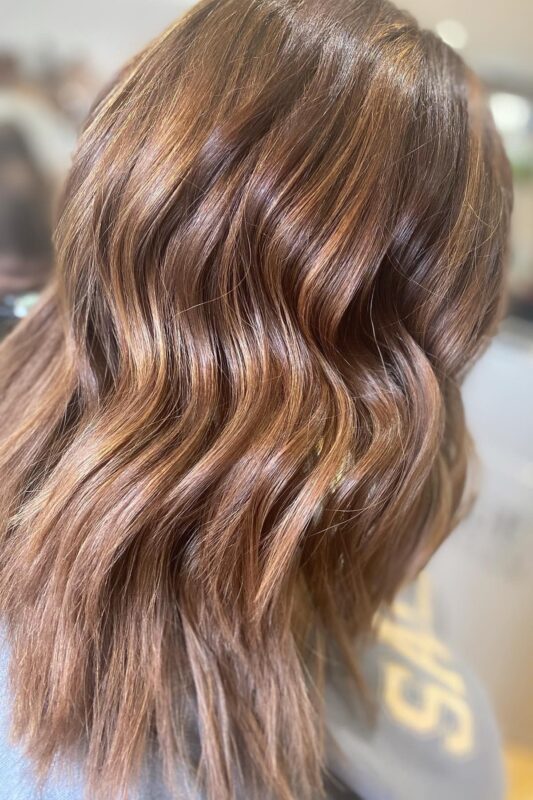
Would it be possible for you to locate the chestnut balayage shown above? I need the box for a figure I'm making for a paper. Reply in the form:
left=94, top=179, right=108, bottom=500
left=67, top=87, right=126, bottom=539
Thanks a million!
left=0, top=1, right=512, bottom=799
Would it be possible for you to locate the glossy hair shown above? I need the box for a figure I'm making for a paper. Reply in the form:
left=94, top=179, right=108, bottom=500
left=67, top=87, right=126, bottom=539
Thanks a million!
left=0, top=1, right=512, bottom=798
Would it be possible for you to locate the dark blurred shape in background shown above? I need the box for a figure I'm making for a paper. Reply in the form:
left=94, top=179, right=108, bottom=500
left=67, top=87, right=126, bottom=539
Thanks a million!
left=0, top=123, right=52, bottom=337
left=0, top=40, right=91, bottom=336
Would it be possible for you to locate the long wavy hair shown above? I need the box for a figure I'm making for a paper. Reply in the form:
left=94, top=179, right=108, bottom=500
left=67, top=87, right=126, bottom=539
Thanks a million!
left=0, top=1, right=512, bottom=798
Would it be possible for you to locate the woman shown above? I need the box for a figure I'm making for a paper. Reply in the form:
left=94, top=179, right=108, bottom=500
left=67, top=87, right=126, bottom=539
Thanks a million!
left=0, top=1, right=512, bottom=799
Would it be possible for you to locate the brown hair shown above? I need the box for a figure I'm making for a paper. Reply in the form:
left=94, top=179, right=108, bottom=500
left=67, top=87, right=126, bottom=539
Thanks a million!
left=0, top=1, right=512, bottom=798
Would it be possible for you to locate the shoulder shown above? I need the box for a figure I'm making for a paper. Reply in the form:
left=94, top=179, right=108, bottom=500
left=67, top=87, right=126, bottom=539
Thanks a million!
left=0, top=631, right=190, bottom=800
left=325, top=574, right=506, bottom=800
left=0, top=630, right=85, bottom=800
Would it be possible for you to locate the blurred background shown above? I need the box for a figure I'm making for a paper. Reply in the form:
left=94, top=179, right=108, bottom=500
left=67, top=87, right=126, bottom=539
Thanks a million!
left=1, top=0, right=532, bottom=797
